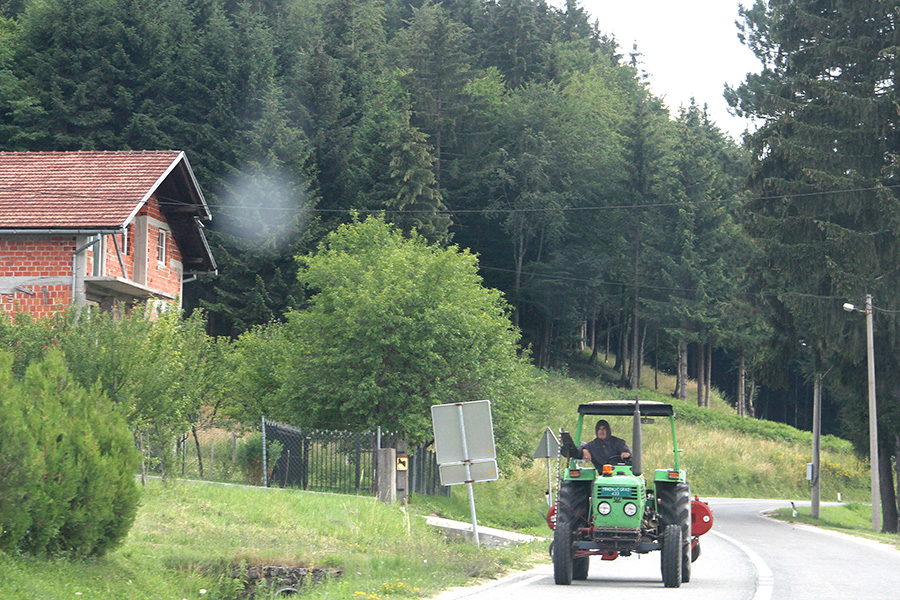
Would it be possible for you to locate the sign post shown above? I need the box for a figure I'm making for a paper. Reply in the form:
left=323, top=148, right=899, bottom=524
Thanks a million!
left=431, top=400, right=498, bottom=546
left=532, top=427, right=559, bottom=506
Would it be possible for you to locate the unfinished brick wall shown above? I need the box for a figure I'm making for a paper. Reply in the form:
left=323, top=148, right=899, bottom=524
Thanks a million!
left=0, top=236, right=76, bottom=317
left=141, top=197, right=183, bottom=299
left=1, top=197, right=185, bottom=318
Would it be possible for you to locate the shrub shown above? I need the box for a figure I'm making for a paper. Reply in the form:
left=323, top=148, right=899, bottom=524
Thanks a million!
left=0, top=350, right=141, bottom=557
left=235, top=433, right=283, bottom=485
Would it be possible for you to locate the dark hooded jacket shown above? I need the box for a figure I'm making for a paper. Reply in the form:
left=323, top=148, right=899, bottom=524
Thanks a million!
left=580, top=419, right=630, bottom=469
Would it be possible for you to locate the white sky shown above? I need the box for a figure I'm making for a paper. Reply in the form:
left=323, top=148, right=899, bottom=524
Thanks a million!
left=559, top=1, right=764, bottom=140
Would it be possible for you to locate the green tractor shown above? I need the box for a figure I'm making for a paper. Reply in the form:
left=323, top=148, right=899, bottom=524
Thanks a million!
left=548, top=399, right=713, bottom=588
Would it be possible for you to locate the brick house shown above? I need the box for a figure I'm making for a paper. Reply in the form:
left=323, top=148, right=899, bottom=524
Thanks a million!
left=0, top=151, right=216, bottom=317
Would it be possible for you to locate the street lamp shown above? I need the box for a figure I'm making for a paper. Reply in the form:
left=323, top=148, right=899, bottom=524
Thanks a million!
left=843, top=295, right=881, bottom=532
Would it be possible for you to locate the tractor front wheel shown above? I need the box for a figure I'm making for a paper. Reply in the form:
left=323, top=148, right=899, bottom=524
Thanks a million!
left=661, top=524, right=682, bottom=588
left=553, top=520, right=575, bottom=585
left=573, top=556, right=589, bottom=580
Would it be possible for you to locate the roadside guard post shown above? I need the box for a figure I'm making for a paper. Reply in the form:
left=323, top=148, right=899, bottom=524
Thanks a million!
left=533, top=427, right=559, bottom=506
left=431, top=400, right=498, bottom=546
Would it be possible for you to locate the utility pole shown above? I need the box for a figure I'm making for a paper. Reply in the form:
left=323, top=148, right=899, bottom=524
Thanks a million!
left=865, top=294, right=881, bottom=532
left=842, top=294, right=881, bottom=532
left=811, top=373, right=821, bottom=519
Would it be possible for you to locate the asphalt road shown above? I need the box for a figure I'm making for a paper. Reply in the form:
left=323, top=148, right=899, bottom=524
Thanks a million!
left=429, top=498, right=900, bottom=600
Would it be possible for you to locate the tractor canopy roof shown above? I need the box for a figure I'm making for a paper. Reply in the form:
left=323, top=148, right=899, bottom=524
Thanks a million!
left=577, top=400, right=675, bottom=417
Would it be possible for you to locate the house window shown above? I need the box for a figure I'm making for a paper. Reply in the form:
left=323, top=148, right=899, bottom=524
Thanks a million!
left=157, top=230, right=167, bottom=264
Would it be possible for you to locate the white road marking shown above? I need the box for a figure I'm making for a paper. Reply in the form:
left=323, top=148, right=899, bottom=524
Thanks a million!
left=709, top=529, right=773, bottom=600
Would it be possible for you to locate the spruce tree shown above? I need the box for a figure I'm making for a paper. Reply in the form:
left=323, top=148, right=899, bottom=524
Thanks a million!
left=729, top=0, right=900, bottom=530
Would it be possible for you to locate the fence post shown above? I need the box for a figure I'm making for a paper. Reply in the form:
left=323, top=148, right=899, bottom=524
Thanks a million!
left=396, top=440, right=409, bottom=503
left=373, top=427, right=381, bottom=495
left=354, top=436, right=362, bottom=494
left=262, top=416, right=268, bottom=488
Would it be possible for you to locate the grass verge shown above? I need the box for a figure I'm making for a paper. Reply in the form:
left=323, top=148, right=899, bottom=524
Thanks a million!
left=0, top=479, right=545, bottom=600
left=769, top=503, right=900, bottom=550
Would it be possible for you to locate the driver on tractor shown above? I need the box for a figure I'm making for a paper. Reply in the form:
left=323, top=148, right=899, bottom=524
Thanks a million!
left=581, top=419, right=631, bottom=468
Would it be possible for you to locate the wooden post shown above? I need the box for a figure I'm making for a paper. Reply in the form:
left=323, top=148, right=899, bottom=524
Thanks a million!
left=396, top=440, right=409, bottom=504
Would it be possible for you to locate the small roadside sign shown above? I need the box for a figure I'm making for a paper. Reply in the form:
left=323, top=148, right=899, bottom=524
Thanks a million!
left=535, top=427, right=560, bottom=507
left=532, top=427, right=559, bottom=458
left=397, top=455, right=408, bottom=471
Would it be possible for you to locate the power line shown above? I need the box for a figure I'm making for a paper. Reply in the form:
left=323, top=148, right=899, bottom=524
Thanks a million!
left=3, top=181, right=900, bottom=216
left=478, top=264, right=848, bottom=303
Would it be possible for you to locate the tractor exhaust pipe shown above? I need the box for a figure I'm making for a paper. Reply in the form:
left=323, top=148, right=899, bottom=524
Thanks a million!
left=632, top=396, right=643, bottom=476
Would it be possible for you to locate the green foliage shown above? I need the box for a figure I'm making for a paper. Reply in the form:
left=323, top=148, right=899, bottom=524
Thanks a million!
left=235, top=433, right=283, bottom=486
left=0, top=306, right=235, bottom=478
left=0, top=351, right=140, bottom=557
left=268, top=216, right=536, bottom=459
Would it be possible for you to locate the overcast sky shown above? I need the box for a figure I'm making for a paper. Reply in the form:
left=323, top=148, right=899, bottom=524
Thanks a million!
left=558, top=1, right=764, bottom=140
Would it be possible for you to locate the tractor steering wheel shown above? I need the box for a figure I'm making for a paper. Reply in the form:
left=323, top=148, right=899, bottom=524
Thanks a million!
left=606, top=454, right=632, bottom=466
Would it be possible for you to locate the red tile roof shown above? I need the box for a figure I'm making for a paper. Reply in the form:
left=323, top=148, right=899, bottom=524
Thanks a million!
left=0, top=151, right=184, bottom=229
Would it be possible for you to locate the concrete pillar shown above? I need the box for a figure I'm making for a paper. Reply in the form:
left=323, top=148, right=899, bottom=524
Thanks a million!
left=72, top=234, right=89, bottom=307
left=377, top=448, right=396, bottom=503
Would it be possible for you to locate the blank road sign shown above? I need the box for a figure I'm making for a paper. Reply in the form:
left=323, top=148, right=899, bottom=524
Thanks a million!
left=431, top=400, right=496, bottom=464
left=439, top=460, right=498, bottom=486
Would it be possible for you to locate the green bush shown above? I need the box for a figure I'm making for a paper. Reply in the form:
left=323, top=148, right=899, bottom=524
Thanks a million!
left=0, top=350, right=140, bottom=557
left=235, top=433, right=283, bottom=485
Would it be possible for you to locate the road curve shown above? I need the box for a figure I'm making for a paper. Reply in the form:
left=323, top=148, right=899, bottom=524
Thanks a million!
left=428, top=498, right=900, bottom=600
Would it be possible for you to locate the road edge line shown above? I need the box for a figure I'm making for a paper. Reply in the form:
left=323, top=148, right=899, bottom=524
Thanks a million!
left=709, top=529, right=773, bottom=600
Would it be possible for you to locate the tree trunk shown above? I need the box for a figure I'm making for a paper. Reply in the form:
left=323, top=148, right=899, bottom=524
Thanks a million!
left=618, top=314, right=629, bottom=383
left=675, top=340, right=688, bottom=401
left=654, top=330, right=659, bottom=390
left=748, top=379, right=757, bottom=417
left=629, top=304, right=640, bottom=390
left=613, top=314, right=623, bottom=371
left=589, top=317, right=600, bottom=364
left=580, top=320, right=586, bottom=352
left=622, top=315, right=630, bottom=383
left=192, top=426, right=204, bottom=479
left=737, top=352, right=746, bottom=416
left=697, top=341, right=706, bottom=407
left=895, top=436, right=900, bottom=529
left=605, top=324, right=610, bottom=363
left=879, top=439, right=898, bottom=533
left=705, top=340, right=712, bottom=407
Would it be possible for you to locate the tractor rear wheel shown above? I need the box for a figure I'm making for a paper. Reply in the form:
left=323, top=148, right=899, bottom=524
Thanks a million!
left=553, top=520, right=574, bottom=585
left=658, top=482, right=691, bottom=583
left=557, top=481, right=590, bottom=527
left=661, top=524, right=682, bottom=588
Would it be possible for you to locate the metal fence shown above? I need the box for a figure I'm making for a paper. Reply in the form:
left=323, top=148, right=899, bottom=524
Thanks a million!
left=140, top=418, right=448, bottom=497
left=409, top=445, right=450, bottom=497
left=262, top=419, right=378, bottom=494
